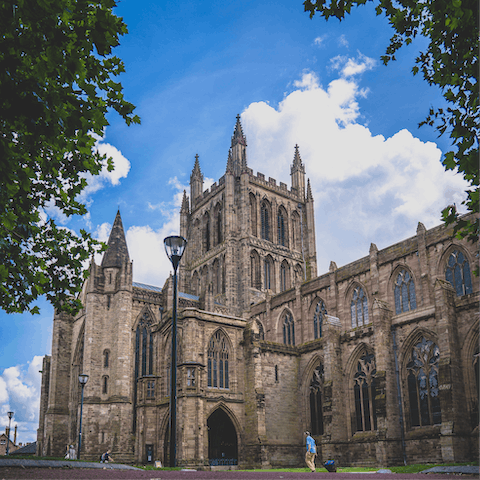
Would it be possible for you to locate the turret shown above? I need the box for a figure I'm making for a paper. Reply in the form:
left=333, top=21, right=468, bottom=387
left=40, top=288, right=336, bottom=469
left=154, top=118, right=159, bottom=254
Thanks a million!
left=291, top=144, right=305, bottom=200
left=190, top=154, right=204, bottom=207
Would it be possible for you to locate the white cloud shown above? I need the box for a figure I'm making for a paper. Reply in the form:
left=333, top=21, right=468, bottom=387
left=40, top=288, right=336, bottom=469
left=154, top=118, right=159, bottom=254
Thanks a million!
left=338, top=34, right=349, bottom=47
left=0, top=356, right=43, bottom=444
left=242, top=58, right=468, bottom=273
left=314, top=35, right=326, bottom=47
left=330, top=52, right=376, bottom=77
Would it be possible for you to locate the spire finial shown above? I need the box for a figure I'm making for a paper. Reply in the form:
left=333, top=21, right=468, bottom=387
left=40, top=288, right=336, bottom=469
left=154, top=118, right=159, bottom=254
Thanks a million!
left=191, top=154, right=203, bottom=181
left=293, top=144, right=303, bottom=167
left=231, top=114, right=247, bottom=147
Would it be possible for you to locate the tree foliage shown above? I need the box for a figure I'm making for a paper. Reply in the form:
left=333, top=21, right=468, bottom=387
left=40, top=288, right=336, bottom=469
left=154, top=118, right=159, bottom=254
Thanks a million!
left=304, top=0, right=479, bottom=242
left=0, top=0, right=140, bottom=315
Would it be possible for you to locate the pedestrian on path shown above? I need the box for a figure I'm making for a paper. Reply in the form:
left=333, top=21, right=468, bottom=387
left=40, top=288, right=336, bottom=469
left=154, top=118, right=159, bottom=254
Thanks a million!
left=304, top=431, right=316, bottom=472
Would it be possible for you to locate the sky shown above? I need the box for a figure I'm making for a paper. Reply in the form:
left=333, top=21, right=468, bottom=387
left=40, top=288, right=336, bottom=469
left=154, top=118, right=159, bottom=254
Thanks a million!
left=0, top=0, right=468, bottom=445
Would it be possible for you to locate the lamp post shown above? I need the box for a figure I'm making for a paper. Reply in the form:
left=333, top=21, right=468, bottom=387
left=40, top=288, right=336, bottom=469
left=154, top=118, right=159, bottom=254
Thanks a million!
left=5, top=411, right=13, bottom=455
left=164, top=235, right=187, bottom=467
left=77, top=373, right=89, bottom=460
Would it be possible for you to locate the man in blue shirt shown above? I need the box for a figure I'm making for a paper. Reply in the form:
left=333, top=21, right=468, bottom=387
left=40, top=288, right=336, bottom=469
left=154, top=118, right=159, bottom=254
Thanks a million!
left=304, top=431, right=316, bottom=472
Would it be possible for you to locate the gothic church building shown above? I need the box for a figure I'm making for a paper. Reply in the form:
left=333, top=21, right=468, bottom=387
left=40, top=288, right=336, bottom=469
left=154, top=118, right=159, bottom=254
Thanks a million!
left=37, top=116, right=479, bottom=467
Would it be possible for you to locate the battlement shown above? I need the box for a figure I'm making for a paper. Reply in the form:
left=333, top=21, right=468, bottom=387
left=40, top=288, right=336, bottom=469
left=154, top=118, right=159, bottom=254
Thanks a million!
left=249, top=170, right=301, bottom=200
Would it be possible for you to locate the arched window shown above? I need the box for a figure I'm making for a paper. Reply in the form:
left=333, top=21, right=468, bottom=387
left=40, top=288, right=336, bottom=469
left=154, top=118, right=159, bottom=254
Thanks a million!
left=394, top=269, right=417, bottom=314
left=102, top=376, right=108, bottom=394
left=309, top=365, right=324, bottom=435
left=445, top=249, right=473, bottom=296
left=103, top=350, right=109, bottom=368
left=250, top=251, right=261, bottom=290
left=215, top=204, right=223, bottom=246
left=314, top=300, right=327, bottom=339
left=207, top=331, right=229, bottom=389
left=406, top=337, right=441, bottom=427
left=351, top=286, right=368, bottom=328
left=280, top=261, right=289, bottom=292
left=353, top=352, right=377, bottom=432
left=283, top=311, right=295, bottom=346
left=261, top=202, right=270, bottom=241
left=204, top=213, right=211, bottom=252
left=264, top=256, right=273, bottom=290
left=277, top=207, right=288, bottom=246
left=250, top=193, right=257, bottom=237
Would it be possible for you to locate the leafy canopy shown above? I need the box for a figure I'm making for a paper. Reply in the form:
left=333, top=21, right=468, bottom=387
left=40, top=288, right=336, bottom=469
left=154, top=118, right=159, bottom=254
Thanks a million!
left=0, top=0, right=140, bottom=315
left=304, top=0, right=479, bottom=242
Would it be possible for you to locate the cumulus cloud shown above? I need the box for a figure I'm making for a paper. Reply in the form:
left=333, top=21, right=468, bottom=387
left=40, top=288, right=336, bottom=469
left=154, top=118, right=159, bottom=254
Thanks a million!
left=0, top=356, right=43, bottom=444
left=242, top=55, right=468, bottom=273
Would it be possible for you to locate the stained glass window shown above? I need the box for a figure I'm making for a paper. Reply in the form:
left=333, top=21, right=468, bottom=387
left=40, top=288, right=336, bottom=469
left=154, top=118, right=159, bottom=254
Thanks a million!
left=261, top=203, right=270, bottom=241
left=314, top=301, right=327, bottom=339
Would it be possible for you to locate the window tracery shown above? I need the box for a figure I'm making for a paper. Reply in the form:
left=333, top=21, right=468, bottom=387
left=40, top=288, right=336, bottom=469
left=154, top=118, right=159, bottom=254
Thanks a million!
left=406, top=337, right=442, bottom=427
left=445, top=249, right=473, bottom=296
left=309, top=365, right=324, bottom=435
left=353, top=352, right=377, bottom=432
left=351, top=286, right=368, bottom=328
left=394, top=269, right=417, bottom=314
left=208, top=331, right=229, bottom=389
left=283, top=311, right=295, bottom=346
left=261, top=202, right=270, bottom=241
left=314, top=300, right=327, bottom=339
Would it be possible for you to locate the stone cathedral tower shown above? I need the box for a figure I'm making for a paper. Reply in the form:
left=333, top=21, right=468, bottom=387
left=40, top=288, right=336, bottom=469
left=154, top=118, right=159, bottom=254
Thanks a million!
left=37, top=115, right=479, bottom=468
left=181, top=115, right=317, bottom=316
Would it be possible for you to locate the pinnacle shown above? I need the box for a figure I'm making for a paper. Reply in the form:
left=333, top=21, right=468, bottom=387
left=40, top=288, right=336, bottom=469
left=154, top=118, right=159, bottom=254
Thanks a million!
left=191, top=154, right=203, bottom=180
left=102, top=210, right=130, bottom=268
left=293, top=144, right=303, bottom=167
left=306, top=178, right=313, bottom=201
left=231, top=114, right=247, bottom=147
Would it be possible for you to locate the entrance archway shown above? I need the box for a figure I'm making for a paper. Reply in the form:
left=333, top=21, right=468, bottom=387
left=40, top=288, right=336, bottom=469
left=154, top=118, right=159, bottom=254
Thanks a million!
left=207, top=408, right=238, bottom=465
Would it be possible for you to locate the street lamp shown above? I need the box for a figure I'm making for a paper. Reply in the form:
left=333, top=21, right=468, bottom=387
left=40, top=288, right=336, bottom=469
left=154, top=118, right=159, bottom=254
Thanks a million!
left=77, top=373, right=89, bottom=460
left=5, top=411, right=13, bottom=455
left=164, top=235, right=187, bottom=467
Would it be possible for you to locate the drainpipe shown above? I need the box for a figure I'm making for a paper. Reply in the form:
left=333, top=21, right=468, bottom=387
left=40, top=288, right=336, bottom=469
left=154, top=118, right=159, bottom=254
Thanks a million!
left=391, top=326, right=407, bottom=465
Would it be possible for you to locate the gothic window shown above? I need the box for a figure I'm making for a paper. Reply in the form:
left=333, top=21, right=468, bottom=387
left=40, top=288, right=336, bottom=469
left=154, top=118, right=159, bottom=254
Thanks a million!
left=215, top=204, right=223, bottom=246
left=207, top=330, right=229, bottom=389
left=309, top=365, right=324, bottom=435
left=251, top=250, right=261, bottom=290
left=353, top=352, right=377, bottom=432
left=250, top=193, right=257, bottom=237
left=445, top=249, right=473, bottom=296
left=261, top=202, right=270, bottom=241
left=103, top=350, right=109, bottom=368
left=351, top=286, right=369, bottom=328
left=264, top=256, right=273, bottom=290
left=314, top=300, right=327, bottom=339
left=394, top=269, right=417, bottom=314
left=280, top=261, right=289, bottom=292
left=204, top=213, right=211, bottom=252
left=277, top=207, right=288, bottom=246
left=283, top=311, right=295, bottom=346
left=406, top=337, right=441, bottom=427
left=102, top=376, right=108, bottom=394
left=213, top=260, right=220, bottom=294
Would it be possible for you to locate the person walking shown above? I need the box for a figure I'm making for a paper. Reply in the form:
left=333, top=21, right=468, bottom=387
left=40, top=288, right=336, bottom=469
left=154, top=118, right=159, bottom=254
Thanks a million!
left=304, top=431, right=316, bottom=472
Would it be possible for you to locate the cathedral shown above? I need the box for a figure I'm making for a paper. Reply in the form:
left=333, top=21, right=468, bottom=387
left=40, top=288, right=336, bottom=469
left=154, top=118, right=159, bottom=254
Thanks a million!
left=37, top=116, right=479, bottom=468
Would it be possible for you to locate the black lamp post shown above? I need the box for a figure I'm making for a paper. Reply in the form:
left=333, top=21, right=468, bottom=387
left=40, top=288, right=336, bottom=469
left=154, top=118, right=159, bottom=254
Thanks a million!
left=164, top=235, right=187, bottom=467
left=77, top=373, right=89, bottom=460
left=5, top=411, right=13, bottom=455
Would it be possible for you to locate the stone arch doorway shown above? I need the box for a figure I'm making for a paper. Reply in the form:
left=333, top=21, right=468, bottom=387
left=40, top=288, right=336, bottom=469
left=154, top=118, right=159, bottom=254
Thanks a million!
left=207, top=409, right=238, bottom=465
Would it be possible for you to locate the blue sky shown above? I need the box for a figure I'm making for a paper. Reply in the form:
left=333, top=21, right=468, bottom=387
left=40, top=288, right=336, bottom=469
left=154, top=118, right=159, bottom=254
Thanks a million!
left=0, top=0, right=468, bottom=445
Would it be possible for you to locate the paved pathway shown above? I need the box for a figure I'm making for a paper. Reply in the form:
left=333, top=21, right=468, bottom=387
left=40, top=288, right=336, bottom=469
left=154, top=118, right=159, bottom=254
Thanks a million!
left=0, top=459, right=478, bottom=480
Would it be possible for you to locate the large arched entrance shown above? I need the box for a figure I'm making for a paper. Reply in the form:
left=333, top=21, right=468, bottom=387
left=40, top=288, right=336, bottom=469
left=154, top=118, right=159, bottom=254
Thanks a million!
left=207, top=408, right=238, bottom=466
